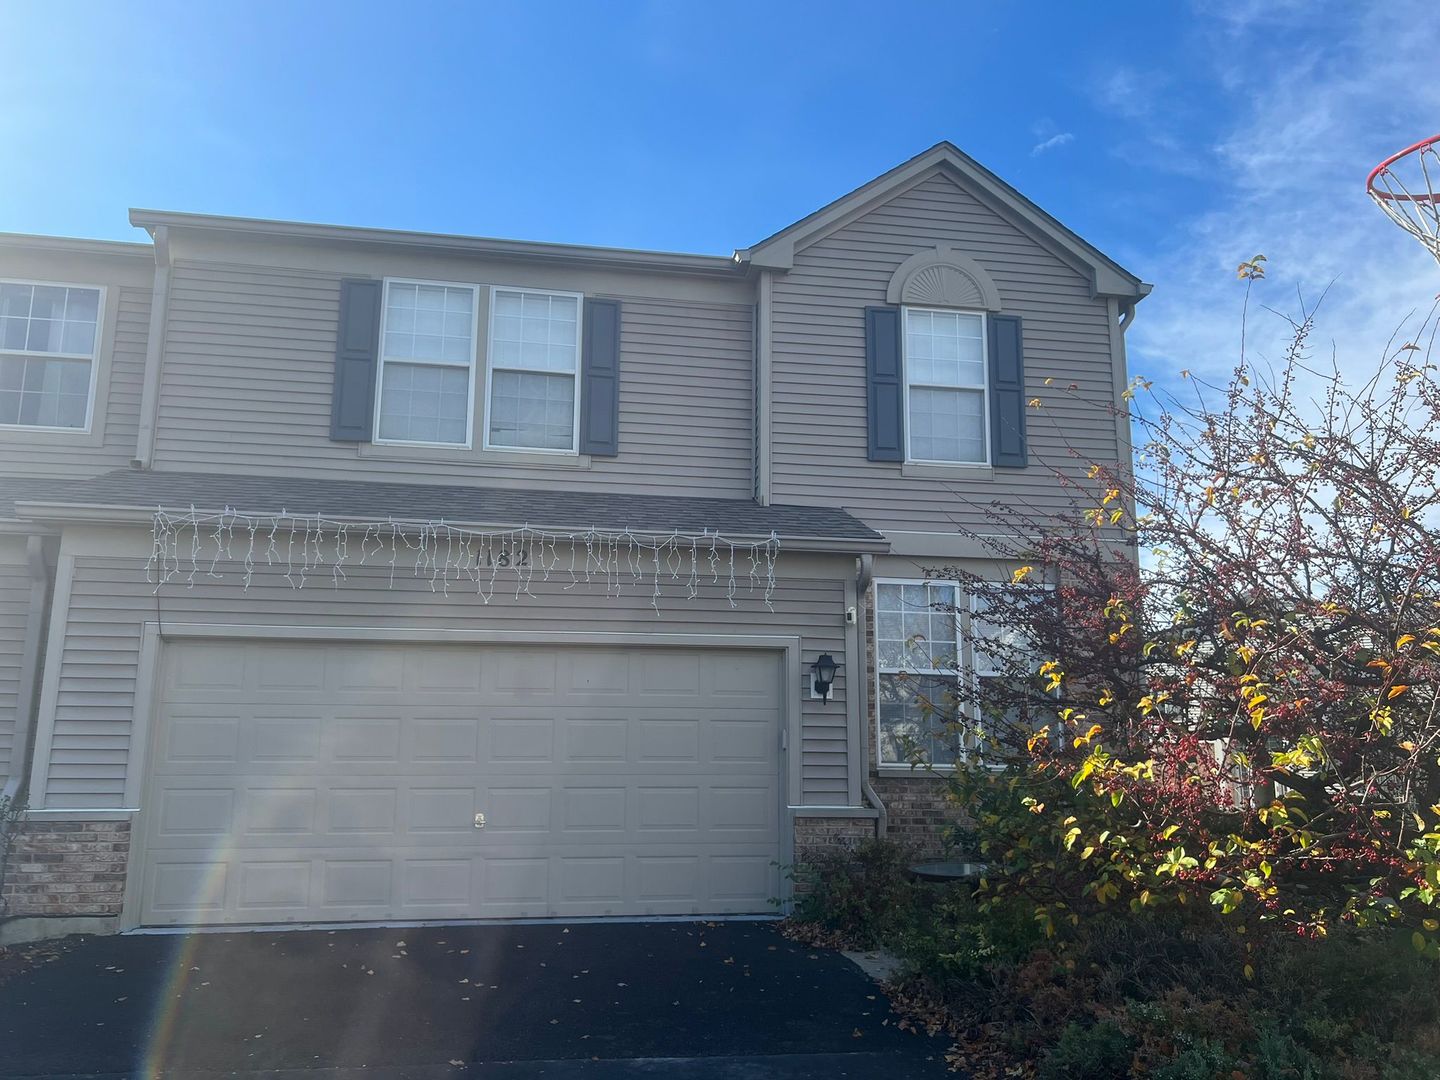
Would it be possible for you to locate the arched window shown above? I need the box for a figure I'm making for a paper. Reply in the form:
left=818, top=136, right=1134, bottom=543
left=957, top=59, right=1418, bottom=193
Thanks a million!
left=885, top=249, right=1001, bottom=465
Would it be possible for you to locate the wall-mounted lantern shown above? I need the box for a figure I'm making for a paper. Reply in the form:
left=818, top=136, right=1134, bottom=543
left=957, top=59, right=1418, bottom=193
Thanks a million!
left=810, top=653, right=841, bottom=702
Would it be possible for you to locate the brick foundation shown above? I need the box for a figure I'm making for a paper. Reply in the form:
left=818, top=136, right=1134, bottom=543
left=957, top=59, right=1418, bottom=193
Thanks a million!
left=792, top=816, right=877, bottom=866
left=2, top=819, right=131, bottom=918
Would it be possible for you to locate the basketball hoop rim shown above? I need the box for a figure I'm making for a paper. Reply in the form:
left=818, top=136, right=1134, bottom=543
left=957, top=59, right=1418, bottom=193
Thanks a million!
left=1367, top=133, right=1440, bottom=203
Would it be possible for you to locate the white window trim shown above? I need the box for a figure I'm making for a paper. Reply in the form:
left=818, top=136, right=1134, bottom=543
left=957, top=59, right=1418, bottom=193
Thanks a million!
left=482, top=285, right=585, bottom=456
left=901, top=305, right=990, bottom=467
left=0, top=278, right=105, bottom=435
left=372, top=277, right=482, bottom=450
left=874, top=576, right=968, bottom=772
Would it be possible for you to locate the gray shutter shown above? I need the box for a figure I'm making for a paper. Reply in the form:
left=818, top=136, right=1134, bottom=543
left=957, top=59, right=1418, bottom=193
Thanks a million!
left=579, top=298, right=620, bottom=456
left=988, top=313, right=1027, bottom=467
left=330, top=279, right=382, bottom=442
left=865, top=306, right=904, bottom=462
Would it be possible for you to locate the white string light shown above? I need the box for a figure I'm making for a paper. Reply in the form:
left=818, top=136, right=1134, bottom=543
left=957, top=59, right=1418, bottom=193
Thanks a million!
left=148, top=506, right=780, bottom=613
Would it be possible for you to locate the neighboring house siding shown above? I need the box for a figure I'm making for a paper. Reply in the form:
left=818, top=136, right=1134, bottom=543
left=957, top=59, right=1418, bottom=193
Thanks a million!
left=39, top=545, right=850, bottom=809
left=150, top=261, right=755, bottom=498
left=0, top=538, right=29, bottom=788
left=769, top=171, right=1119, bottom=532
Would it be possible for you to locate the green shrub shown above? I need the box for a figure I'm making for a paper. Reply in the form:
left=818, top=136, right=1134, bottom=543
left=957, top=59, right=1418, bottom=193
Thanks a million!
left=1036, top=1021, right=1134, bottom=1080
left=1151, top=1036, right=1234, bottom=1080
left=1247, top=1021, right=1331, bottom=1080
left=898, top=889, right=1039, bottom=995
left=790, top=839, right=929, bottom=948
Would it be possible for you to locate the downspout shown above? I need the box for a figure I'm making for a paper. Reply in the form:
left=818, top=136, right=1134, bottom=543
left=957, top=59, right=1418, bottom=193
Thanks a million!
left=854, top=553, right=888, bottom=837
left=1, top=536, right=54, bottom=806
left=132, top=224, right=171, bottom=469
left=754, top=270, right=774, bottom=506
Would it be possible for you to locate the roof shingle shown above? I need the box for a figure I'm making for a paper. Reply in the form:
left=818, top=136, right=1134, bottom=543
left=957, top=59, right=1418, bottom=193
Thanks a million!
left=9, top=470, right=886, bottom=547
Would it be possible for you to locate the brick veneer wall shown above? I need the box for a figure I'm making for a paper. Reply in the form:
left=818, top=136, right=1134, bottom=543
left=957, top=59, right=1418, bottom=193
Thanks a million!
left=792, top=815, right=876, bottom=864
left=2, top=819, right=130, bottom=917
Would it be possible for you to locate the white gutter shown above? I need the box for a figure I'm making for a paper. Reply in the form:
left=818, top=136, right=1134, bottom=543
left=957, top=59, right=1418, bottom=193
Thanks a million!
left=133, top=224, right=171, bottom=468
left=128, top=210, right=746, bottom=279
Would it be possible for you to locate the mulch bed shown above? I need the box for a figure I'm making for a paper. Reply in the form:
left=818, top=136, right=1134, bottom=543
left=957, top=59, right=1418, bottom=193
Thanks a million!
left=0, top=935, right=83, bottom=986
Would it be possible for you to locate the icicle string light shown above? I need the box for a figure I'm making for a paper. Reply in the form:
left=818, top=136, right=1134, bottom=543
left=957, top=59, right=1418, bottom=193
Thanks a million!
left=148, top=507, right=780, bottom=613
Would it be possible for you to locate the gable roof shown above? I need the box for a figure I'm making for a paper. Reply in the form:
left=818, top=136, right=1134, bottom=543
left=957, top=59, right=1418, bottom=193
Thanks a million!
left=736, top=142, right=1151, bottom=302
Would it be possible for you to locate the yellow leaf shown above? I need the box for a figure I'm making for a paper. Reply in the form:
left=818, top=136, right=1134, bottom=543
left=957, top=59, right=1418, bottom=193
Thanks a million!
left=1397, top=634, right=1416, bottom=648
left=1388, top=685, right=1409, bottom=699
left=1243, top=964, right=1255, bottom=980
left=1011, top=565, right=1033, bottom=584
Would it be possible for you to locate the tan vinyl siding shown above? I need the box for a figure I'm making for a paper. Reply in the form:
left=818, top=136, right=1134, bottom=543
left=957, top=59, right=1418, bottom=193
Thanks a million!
left=151, top=262, right=754, bottom=498
left=769, top=171, right=1120, bottom=532
left=0, top=284, right=151, bottom=482
left=0, top=540, right=28, bottom=786
left=42, top=548, right=850, bottom=809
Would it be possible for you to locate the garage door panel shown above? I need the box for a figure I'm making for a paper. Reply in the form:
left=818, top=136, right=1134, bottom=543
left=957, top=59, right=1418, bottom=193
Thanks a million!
left=140, top=848, right=782, bottom=923
left=410, top=717, right=480, bottom=762
left=253, top=717, right=323, bottom=763
left=140, top=642, right=784, bottom=925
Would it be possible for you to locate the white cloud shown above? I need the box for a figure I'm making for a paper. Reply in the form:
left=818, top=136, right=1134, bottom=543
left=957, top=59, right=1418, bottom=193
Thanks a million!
left=1118, top=1, right=1440, bottom=399
left=1031, top=132, right=1075, bottom=156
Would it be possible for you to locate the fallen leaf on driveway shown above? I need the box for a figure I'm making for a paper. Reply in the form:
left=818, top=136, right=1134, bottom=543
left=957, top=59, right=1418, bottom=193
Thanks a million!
left=852, top=1029, right=864, bottom=1038
left=449, top=1060, right=464, bottom=1066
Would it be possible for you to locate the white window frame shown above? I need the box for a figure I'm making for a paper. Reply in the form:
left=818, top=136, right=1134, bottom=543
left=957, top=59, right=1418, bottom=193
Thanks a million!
left=372, top=277, right=482, bottom=449
left=874, top=577, right=968, bottom=772
left=482, top=285, right=584, bottom=456
left=0, top=278, right=105, bottom=435
left=901, top=305, right=989, bottom=466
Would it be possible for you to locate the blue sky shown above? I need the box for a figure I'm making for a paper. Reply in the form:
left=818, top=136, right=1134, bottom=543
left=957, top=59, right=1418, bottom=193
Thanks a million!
left=2, top=1, right=1436, bottom=380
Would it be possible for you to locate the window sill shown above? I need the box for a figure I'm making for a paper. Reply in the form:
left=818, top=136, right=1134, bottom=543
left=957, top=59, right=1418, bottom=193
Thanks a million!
left=876, top=763, right=956, bottom=778
left=0, top=423, right=104, bottom=449
left=901, top=462, right=994, bottom=481
left=357, top=443, right=593, bottom=470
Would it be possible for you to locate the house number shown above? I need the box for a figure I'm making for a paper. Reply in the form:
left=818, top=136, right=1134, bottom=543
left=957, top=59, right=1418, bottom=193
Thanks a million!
left=480, top=547, right=530, bottom=568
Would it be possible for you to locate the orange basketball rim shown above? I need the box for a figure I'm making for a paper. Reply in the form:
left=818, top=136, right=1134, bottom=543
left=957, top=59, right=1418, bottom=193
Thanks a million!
left=1367, top=133, right=1440, bottom=264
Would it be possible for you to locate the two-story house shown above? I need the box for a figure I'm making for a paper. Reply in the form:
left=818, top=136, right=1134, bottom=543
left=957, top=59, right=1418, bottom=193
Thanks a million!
left=0, top=143, right=1148, bottom=936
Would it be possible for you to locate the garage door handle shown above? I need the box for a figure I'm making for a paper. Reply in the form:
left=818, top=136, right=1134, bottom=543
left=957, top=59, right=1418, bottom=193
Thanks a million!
left=474, top=813, right=486, bottom=829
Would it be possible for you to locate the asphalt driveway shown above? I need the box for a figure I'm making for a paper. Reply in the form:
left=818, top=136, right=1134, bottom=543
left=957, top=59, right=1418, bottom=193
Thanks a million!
left=0, top=920, right=953, bottom=1078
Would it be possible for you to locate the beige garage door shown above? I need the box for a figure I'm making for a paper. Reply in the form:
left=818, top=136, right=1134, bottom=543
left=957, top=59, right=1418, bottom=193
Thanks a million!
left=137, top=640, right=784, bottom=926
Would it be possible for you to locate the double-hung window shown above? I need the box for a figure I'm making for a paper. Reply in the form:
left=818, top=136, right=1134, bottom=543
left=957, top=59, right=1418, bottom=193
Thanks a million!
left=0, top=281, right=102, bottom=431
left=484, top=288, right=582, bottom=452
left=903, top=307, right=987, bottom=464
left=876, top=580, right=966, bottom=767
left=875, top=579, right=1044, bottom=768
left=375, top=280, right=479, bottom=447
